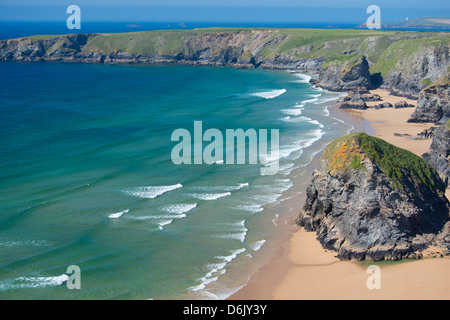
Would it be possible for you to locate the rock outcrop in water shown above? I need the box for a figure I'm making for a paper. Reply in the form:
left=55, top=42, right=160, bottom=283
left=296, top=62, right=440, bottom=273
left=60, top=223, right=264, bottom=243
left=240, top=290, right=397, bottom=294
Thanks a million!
left=297, top=133, right=450, bottom=261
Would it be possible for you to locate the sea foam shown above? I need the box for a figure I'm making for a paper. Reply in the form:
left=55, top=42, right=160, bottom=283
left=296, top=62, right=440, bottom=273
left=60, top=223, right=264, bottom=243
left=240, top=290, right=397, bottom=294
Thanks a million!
left=0, top=240, right=52, bottom=247
left=0, top=275, right=70, bottom=291
left=250, top=240, right=266, bottom=252
left=124, top=184, right=183, bottom=199
left=291, top=73, right=312, bottom=84
left=189, top=192, right=232, bottom=201
left=251, top=89, right=286, bottom=99
left=189, top=248, right=246, bottom=293
left=192, top=183, right=249, bottom=192
left=160, top=204, right=197, bottom=214
left=108, top=209, right=129, bottom=219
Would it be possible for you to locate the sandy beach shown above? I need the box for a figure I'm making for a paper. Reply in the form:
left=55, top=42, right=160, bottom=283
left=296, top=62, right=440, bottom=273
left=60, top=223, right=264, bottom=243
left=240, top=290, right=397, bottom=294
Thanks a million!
left=231, top=89, right=450, bottom=300
left=345, top=89, right=434, bottom=157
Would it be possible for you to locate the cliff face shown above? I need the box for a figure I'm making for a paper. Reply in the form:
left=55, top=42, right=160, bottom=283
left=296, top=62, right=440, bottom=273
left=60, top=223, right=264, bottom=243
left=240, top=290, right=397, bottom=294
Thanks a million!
left=369, top=38, right=450, bottom=99
left=1, top=29, right=448, bottom=97
left=0, top=30, right=323, bottom=70
left=423, top=121, right=450, bottom=188
left=297, top=133, right=449, bottom=261
left=0, top=34, right=95, bottom=62
left=314, top=55, right=373, bottom=92
left=380, top=44, right=449, bottom=98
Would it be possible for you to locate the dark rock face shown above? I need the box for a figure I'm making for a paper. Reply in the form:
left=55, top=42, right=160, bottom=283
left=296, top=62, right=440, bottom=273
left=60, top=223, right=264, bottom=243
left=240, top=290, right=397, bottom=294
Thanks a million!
left=340, top=93, right=368, bottom=110
left=408, top=74, right=449, bottom=124
left=382, top=44, right=449, bottom=99
left=394, top=101, right=414, bottom=109
left=423, top=123, right=450, bottom=188
left=361, top=93, right=381, bottom=101
left=297, top=133, right=449, bottom=261
left=373, top=102, right=393, bottom=109
left=0, top=32, right=448, bottom=99
left=315, top=56, right=373, bottom=93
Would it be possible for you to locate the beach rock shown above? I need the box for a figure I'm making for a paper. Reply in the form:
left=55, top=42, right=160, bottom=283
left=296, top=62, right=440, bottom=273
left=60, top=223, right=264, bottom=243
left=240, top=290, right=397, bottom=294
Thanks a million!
left=394, top=133, right=411, bottom=137
left=408, top=73, right=450, bottom=124
left=361, top=93, right=381, bottom=102
left=297, top=133, right=449, bottom=261
left=418, top=127, right=436, bottom=139
left=394, top=101, right=412, bottom=109
left=374, top=102, right=393, bottom=109
left=340, top=93, right=367, bottom=110
left=423, top=122, right=450, bottom=188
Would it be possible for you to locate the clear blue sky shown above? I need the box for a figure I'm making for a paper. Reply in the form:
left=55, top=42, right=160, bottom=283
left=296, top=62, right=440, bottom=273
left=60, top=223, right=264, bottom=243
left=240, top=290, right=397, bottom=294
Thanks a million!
left=0, top=0, right=448, bottom=22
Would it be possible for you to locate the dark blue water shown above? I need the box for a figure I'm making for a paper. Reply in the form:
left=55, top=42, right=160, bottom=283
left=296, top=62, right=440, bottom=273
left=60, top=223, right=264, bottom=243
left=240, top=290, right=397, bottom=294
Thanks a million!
left=0, top=21, right=364, bottom=40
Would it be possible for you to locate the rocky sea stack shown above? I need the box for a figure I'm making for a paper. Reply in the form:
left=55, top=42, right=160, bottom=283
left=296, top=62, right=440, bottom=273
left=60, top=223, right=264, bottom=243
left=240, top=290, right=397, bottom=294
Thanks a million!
left=298, top=133, right=450, bottom=261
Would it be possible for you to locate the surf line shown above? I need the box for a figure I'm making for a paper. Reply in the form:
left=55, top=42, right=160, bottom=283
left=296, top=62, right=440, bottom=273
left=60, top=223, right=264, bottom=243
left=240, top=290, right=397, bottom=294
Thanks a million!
left=171, top=121, right=280, bottom=176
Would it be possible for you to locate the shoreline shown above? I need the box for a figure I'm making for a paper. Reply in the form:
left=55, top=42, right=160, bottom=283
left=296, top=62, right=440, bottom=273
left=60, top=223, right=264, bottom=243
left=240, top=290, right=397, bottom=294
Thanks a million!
left=230, top=89, right=450, bottom=300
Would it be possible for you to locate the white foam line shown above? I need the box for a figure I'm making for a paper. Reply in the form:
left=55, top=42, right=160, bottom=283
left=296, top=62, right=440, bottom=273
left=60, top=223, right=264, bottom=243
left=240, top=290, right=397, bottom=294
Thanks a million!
left=0, top=275, right=69, bottom=291
left=189, top=248, right=246, bottom=293
left=290, top=73, right=312, bottom=84
left=192, top=183, right=249, bottom=192
left=127, top=214, right=187, bottom=221
left=251, top=240, right=266, bottom=252
left=281, top=108, right=303, bottom=116
left=160, top=203, right=197, bottom=214
left=250, top=89, right=286, bottom=99
left=216, top=248, right=247, bottom=263
left=301, top=98, right=319, bottom=104
left=108, top=209, right=129, bottom=219
left=189, top=192, right=232, bottom=201
left=143, top=214, right=187, bottom=219
left=0, top=240, right=52, bottom=247
left=234, top=205, right=264, bottom=214
left=213, top=231, right=248, bottom=243
left=158, top=220, right=173, bottom=230
left=124, top=184, right=183, bottom=199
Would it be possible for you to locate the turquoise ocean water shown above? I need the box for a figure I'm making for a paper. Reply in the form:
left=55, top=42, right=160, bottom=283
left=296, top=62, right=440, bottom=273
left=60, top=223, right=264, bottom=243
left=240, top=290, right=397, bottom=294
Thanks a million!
left=0, top=62, right=353, bottom=299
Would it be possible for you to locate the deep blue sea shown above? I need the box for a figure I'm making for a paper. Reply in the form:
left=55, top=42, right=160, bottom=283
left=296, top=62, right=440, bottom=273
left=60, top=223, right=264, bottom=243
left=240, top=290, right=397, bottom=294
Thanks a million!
left=0, top=21, right=359, bottom=40
left=1, top=20, right=448, bottom=41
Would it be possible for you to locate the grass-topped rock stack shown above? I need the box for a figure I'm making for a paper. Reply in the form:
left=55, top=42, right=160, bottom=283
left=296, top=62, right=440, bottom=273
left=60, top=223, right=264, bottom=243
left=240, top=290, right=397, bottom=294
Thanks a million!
left=314, top=55, right=374, bottom=93
left=298, top=133, right=450, bottom=261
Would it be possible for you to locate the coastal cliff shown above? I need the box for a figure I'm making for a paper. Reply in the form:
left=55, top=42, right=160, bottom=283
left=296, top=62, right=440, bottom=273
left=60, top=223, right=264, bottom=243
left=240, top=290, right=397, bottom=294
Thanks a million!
left=423, top=121, right=450, bottom=188
left=297, top=133, right=450, bottom=261
left=1, top=29, right=448, bottom=97
left=371, top=39, right=449, bottom=98
left=313, top=55, right=373, bottom=92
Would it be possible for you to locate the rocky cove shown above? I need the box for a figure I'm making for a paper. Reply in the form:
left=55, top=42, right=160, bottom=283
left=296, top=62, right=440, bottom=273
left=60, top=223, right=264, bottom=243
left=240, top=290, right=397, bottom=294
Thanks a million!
left=1, top=28, right=449, bottom=262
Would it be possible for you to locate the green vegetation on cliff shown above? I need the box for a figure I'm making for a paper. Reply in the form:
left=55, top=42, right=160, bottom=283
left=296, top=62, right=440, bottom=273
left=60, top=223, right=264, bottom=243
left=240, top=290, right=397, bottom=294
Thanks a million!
left=79, top=28, right=448, bottom=64
left=323, top=133, right=441, bottom=191
left=369, top=37, right=450, bottom=77
left=3, top=28, right=449, bottom=92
